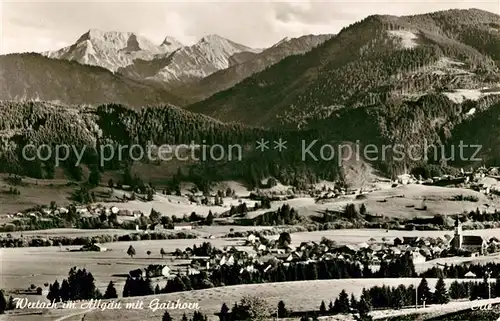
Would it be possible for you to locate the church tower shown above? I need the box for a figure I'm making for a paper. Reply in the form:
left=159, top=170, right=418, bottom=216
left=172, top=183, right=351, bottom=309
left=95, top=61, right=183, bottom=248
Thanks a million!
left=453, top=217, right=463, bottom=250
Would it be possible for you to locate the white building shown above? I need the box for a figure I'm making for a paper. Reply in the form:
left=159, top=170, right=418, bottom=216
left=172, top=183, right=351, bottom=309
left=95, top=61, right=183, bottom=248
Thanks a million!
left=174, top=223, right=193, bottom=230
left=161, top=265, right=171, bottom=277
left=410, top=251, right=426, bottom=264
left=247, top=234, right=257, bottom=243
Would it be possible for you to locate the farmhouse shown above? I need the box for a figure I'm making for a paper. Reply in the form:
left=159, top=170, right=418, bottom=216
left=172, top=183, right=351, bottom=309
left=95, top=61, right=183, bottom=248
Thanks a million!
left=410, top=251, right=426, bottom=264
left=451, top=218, right=488, bottom=255
left=151, top=223, right=166, bottom=231
left=119, top=209, right=132, bottom=216
left=397, top=173, right=416, bottom=185
left=81, top=243, right=107, bottom=252
left=219, top=254, right=235, bottom=266
left=246, top=234, right=257, bottom=244
left=174, top=223, right=193, bottom=230
left=145, top=264, right=171, bottom=278
left=464, top=271, right=477, bottom=278
left=402, top=237, right=421, bottom=246
left=187, top=267, right=200, bottom=275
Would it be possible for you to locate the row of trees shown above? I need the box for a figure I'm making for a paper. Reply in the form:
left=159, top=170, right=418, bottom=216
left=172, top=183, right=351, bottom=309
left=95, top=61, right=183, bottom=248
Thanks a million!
left=320, top=204, right=367, bottom=223
left=0, top=229, right=197, bottom=247
left=36, top=263, right=500, bottom=320
left=119, top=254, right=417, bottom=299
left=252, top=204, right=301, bottom=226
left=211, top=275, right=491, bottom=321
left=423, top=262, right=500, bottom=279
left=1, top=101, right=344, bottom=191
left=46, top=267, right=101, bottom=302
left=162, top=311, right=207, bottom=321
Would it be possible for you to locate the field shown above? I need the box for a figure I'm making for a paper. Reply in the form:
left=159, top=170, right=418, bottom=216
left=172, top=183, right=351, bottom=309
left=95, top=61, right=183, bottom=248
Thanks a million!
left=4, top=278, right=497, bottom=321
left=243, top=183, right=500, bottom=221
left=3, top=228, right=134, bottom=238
left=316, top=184, right=500, bottom=219
left=3, top=179, right=500, bottom=321
left=0, top=180, right=75, bottom=221
left=0, top=177, right=257, bottom=223
left=0, top=236, right=254, bottom=295
left=4, top=177, right=500, bottom=227
left=1, top=225, right=272, bottom=239
left=272, top=228, right=500, bottom=246
left=100, top=193, right=259, bottom=219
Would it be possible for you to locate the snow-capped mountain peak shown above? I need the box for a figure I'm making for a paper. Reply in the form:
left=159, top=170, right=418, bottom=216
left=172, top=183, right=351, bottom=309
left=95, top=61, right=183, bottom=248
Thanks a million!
left=150, top=34, right=260, bottom=84
left=197, top=34, right=259, bottom=53
left=272, top=37, right=291, bottom=47
left=160, top=36, right=183, bottom=51
left=45, top=29, right=176, bottom=71
left=199, top=34, right=226, bottom=43
left=44, top=30, right=261, bottom=84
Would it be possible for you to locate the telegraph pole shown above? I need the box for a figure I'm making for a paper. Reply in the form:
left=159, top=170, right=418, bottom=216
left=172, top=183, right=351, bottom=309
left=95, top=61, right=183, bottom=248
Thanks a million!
left=487, top=269, right=492, bottom=300
left=415, top=283, right=418, bottom=309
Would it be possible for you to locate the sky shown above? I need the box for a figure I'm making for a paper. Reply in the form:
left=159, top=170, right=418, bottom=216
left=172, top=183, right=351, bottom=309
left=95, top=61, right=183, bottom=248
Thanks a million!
left=1, top=0, right=499, bottom=54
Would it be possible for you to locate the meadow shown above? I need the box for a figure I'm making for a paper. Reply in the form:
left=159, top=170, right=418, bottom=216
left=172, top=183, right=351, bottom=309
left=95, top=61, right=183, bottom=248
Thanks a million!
left=315, top=184, right=500, bottom=219
left=0, top=236, right=253, bottom=295
left=6, top=278, right=500, bottom=321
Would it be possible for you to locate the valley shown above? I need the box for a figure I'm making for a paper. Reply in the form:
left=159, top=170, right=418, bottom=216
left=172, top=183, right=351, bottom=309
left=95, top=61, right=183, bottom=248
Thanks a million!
left=1, top=5, right=500, bottom=321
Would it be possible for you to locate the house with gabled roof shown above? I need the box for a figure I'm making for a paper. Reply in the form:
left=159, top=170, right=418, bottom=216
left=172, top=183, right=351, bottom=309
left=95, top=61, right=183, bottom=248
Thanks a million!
left=464, top=271, right=477, bottom=278
left=410, top=251, right=426, bottom=264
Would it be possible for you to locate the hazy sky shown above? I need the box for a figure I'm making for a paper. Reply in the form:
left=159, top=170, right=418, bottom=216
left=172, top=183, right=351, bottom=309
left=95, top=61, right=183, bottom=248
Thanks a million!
left=1, top=0, right=499, bottom=54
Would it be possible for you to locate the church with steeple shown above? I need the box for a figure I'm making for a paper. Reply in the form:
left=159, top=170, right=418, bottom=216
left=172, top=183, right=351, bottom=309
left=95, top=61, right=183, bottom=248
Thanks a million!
left=450, top=218, right=487, bottom=255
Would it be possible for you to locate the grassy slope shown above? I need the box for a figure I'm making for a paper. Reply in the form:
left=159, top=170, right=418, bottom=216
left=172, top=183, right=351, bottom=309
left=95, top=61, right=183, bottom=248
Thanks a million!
left=5, top=279, right=496, bottom=321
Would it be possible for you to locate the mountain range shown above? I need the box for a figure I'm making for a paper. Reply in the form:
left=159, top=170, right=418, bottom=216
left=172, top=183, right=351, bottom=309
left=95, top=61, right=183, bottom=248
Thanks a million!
left=45, top=29, right=183, bottom=72
left=0, top=53, right=184, bottom=107
left=117, top=34, right=262, bottom=86
left=0, top=30, right=331, bottom=107
left=42, top=30, right=334, bottom=89
left=1, top=8, right=500, bottom=186
left=188, top=9, right=500, bottom=127
left=186, top=9, right=500, bottom=174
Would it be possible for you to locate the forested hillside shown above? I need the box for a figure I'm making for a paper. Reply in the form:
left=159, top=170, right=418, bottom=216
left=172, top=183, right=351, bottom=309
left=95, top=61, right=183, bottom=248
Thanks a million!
left=1, top=9, right=499, bottom=185
left=188, top=9, right=500, bottom=127
left=0, top=101, right=342, bottom=190
left=177, top=34, right=333, bottom=103
left=186, top=9, right=500, bottom=176
left=0, top=53, right=184, bottom=107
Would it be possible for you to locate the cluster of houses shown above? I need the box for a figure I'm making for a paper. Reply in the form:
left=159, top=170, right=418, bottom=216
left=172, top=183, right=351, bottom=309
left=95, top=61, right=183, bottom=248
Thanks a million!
left=397, top=166, right=500, bottom=196
left=79, top=242, right=107, bottom=252
left=6, top=204, right=128, bottom=220
left=309, top=166, right=500, bottom=201
left=122, top=236, right=433, bottom=282
left=236, top=223, right=500, bottom=268
left=242, top=234, right=433, bottom=267
left=114, top=218, right=500, bottom=283
left=127, top=263, right=202, bottom=280
left=5, top=202, right=200, bottom=231
left=5, top=206, right=71, bottom=220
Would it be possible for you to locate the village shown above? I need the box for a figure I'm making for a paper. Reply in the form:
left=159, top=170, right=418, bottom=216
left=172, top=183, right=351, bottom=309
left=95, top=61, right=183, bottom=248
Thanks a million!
left=3, top=165, right=500, bottom=320
left=111, top=216, right=500, bottom=287
left=5, top=165, right=500, bottom=224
